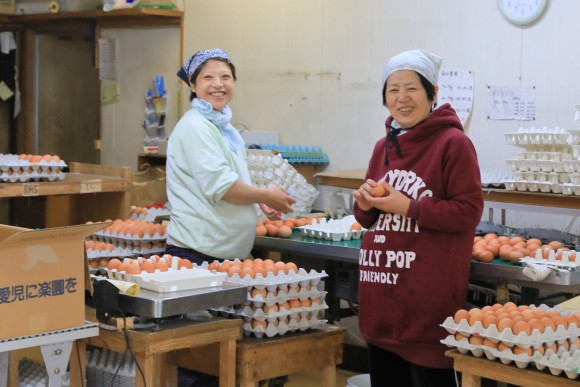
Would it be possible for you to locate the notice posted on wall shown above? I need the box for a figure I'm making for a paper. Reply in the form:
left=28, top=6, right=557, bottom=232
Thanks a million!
left=486, top=85, right=536, bottom=120
left=98, top=38, right=117, bottom=81
left=437, top=68, right=474, bottom=126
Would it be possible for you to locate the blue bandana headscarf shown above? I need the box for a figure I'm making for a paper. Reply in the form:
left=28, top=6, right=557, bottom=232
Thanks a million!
left=191, top=98, right=245, bottom=152
left=177, top=48, right=233, bottom=85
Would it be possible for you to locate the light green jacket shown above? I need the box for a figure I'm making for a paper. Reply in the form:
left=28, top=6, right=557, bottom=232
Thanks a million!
left=166, top=109, right=256, bottom=259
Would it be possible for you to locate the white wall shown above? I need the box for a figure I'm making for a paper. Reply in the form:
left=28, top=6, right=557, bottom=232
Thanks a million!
left=103, top=0, right=579, bottom=234
left=100, top=27, right=181, bottom=171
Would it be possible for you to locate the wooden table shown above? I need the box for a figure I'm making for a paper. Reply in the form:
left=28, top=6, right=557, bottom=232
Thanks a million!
left=171, top=324, right=345, bottom=387
left=446, top=350, right=580, bottom=387
left=77, top=317, right=242, bottom=387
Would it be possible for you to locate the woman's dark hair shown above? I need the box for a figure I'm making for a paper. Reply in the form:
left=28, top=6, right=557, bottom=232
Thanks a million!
left=382, top=72, right=437, bottom=107
left=189, top=58, right=237, bottom=101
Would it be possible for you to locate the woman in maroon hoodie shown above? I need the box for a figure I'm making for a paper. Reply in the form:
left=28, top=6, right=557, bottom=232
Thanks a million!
left=353, top=49, right=484, bottom=386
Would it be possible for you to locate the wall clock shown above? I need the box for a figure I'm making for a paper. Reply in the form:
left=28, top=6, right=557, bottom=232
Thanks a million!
left=497, top=0, right=547, bottom=25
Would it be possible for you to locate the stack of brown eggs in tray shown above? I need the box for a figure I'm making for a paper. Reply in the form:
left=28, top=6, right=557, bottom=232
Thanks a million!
left=87, top=219, right=167, bottom=258
left=0, top=153, right=66, bottom=182
left=207, top=258, right=329, bottom=338
left=441, top=302, right=580, bottom=379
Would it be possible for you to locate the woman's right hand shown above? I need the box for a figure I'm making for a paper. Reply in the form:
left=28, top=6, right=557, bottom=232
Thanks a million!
left=352, top=179, right=380, bottom=211
left=265, top=186, right=296, bottom=214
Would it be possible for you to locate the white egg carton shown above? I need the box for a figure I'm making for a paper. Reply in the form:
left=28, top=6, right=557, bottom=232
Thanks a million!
left=241, top=315, right=328, bottom=338
left=568, top=129, right=580, bottom=145
left=480, top=168, right=512, bottom=187
left=443, top=335, right=580, bottom=379
left=106, top=259, right=224, bottom=292
left=440, top=305, right=580, bottom=348
left=209, top=263, right=329, bottom=338
left=534, top=348, right=580, bottom=379
left=503, top=180, right=580, bottom=195
left=246, top=149, right=319, bottom=218
left=520, top=248, right=580, bottom=270
left=296, top=215, right=366, bottom=241
left=130, top=206, right=171, bottom=222
left=504, top=127, right=571, bottom=147
left=0, top=153, right=67, bottom=183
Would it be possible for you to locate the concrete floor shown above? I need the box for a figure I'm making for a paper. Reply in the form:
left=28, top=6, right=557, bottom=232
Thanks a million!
left=285, top=368, right=360, bottom=387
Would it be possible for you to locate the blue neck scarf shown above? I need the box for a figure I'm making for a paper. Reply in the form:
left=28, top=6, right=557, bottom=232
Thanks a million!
left=192, top=98, right=245, bottom=151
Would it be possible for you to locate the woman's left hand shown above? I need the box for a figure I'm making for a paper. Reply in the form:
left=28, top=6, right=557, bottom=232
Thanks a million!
left=259, top=203, right=281, bottom=220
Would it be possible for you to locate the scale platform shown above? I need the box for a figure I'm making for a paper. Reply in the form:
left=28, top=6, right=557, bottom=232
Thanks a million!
left=117, top=281, right=248, bottom=319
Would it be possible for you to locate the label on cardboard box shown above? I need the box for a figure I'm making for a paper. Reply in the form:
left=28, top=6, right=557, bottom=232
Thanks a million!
left=0, top=223, right=108, bottom=341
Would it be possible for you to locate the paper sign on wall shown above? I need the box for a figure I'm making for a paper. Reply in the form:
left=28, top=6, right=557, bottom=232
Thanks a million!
left=437, top=68, right=474, bottom=126
left=486, top=85, right=536, bottom=120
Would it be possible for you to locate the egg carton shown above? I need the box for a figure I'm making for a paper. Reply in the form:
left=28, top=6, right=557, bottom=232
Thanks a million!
left=441, top=305, right=580, bottom=348
left=443, top=334, right=580, bottom=379
left=86, top=248, right=122, bottom=259
left=296, top=215, right=366, bottom=241
left=242, top=315, right=328, bottom=338
left=246, top=149, right=319, bottom=218
left=569, top=129, right=580, bottom=145
left=534, top=348, right=580, bottom=379
left=504, top=128, right=571, bottom=147
left=130, top=207, right=170, bottom=222
left=520, top=249, right=579, bottom=270
left=91, top=229, right=167, bottom=243
left=513, top=151, right=574, bottom=162
left=480, top=168, right=512, bottom=187
left=247, top=287, right=327, bottom=306
left=238, top=300, right=329, bottom=322
left=510, top=171, right=569, bottom=184
left=503, top=180, right=580, bottom=195
left=221, top=262, right=327, bottom=290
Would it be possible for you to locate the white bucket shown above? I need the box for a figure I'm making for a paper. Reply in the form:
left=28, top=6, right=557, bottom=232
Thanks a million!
left=347, top=373, right=371, bottom=387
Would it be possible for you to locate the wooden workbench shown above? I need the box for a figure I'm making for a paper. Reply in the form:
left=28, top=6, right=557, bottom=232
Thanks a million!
left=170, top=324, right=345, bottom=387
left=446, top=350, right=580, bottom=387
left=77, top=316, right=242, bottom=387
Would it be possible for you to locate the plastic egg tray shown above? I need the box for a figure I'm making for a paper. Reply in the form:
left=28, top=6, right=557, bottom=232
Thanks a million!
left=504, top=128, right=571, bottom=147
left=442, top=334, right=580, bottom=378
left=503, top=180, right=580, bottom=195
left=106, top=259, right=225, bottom=292
left=520, top=248, right=579, bottom=271
left=210, top=263, right=329, bottom=338
left=246, top=149, right=319, bottom=218
left=295, top=215, right=366, bottom=242
left=0, top=153, right=67, bottom=183
left=130, top=206, right=170, bottom=222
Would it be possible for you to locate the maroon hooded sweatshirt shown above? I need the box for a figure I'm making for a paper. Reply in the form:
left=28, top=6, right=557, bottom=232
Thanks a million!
left=354, top=103, right=484, bottom=368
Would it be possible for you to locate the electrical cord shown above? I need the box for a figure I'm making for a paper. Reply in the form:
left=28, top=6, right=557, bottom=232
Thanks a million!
left=110, top=309, right=147, bottom=387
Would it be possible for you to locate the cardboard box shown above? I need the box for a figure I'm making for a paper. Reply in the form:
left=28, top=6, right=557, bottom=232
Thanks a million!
left=0, top=0, right=15, bottom=15
left=0, top=222, right=107, bottom=340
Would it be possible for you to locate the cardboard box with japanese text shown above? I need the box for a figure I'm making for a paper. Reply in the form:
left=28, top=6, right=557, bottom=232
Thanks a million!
left=0, top=223, right=107, bottom=340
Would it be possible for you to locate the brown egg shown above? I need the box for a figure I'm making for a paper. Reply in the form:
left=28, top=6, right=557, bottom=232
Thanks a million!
left=107, top=258, right=122, bottom=271
left=240, top=266, right=255, bottom=279
left=482, top=315, right=498, bottom=329
left=125, top=262, right=142, bottom=275
left=250, top=288, right=267, bottom=299
left=497, top=318, right=514, bottom=332
left=469, top=311, right=486, bottom=326
left=478, top=250, right=494, bottom=263
left=89, top=260, right=99, bottom=269
left=454, top=309, right=470, bottom=324
left=301, top=298, right=312, bottom=307
left=263, top=304, right=279, bottom=314
left=350, top=222, right=362, bottom=231
left=178, top=259, right=193, bottom=270
left=278, top=225, right=293, bottom=238
left=255, top=226, right=267, bottom=236
left=512, top=320, right=532, bottom=335
left=482, top=338, right=498, bottom=348
left=512, top=346, right=532, bottom=356
left=286, top=262, right=298, bottom=274
left=468, top=335, right=484, bottom=345
left=141, top=261, right=156, bottom=273
left=208, top=262, right=220, bottom=272
left=251, top=320, right=267, bottom=330
left=265, top=224, right=279, bottom=237
left=155, top=260, right=169, bottom=272
left=289, top=299, right=301, bottom=309
left=228, top=265, right=242, bottom=277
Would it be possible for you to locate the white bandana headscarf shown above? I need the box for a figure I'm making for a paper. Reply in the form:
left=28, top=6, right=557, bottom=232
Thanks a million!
left=381, top=49, right=442, bottom=87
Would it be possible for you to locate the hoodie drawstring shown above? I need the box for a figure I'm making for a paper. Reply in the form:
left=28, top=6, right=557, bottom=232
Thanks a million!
left=385, top=124, right=402, bottom=166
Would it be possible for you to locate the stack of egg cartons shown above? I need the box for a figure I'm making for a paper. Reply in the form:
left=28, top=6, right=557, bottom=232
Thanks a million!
left=209, top=259, right=329, bottom=338
left=246, top=149, right=319, bottom=217
left=0, top=153, right=66, bottom=183
left=504, top=126, right=580, bottom=195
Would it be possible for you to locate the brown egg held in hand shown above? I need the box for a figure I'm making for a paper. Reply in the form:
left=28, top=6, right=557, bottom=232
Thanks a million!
left=369, top=183, right=388, bottom=197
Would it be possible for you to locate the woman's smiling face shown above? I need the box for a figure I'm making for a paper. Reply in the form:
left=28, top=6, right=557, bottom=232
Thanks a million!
left=385, top=70, right=437, bottom=129
left=191, top=59, right=234, bottom=112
